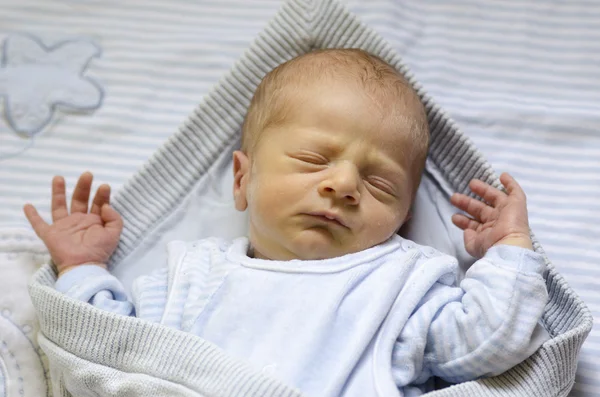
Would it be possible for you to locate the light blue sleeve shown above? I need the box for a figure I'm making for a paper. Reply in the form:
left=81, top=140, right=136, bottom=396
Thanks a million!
left=55, top=265, right=135, bottom=317
left=396, top=245, right=548, bottom=385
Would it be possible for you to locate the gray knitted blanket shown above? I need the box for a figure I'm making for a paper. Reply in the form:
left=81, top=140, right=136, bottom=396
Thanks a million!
left=28, top=0, right=592, bottom=396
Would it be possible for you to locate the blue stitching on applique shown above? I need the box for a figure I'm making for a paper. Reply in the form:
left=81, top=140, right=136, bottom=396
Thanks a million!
left=0, top=32, right=104, bottom=137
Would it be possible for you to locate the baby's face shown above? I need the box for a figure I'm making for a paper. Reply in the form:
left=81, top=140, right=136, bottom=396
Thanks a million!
left=234, top=83, right=417, bottom=260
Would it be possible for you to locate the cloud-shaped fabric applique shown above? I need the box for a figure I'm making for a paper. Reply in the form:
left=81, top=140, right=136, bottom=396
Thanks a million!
left=0, top=34, right=104, bottom=136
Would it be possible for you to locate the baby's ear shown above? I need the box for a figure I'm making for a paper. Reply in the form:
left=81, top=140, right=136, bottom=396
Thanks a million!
left=233, top=151, right=250, bottom=211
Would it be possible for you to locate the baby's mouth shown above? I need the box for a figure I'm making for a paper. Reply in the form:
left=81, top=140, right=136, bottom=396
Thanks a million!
left=304, top=212, right=349, bottom=229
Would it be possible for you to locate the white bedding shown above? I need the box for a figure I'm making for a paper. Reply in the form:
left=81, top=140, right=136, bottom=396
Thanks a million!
left=0, top=1, right=598, bottom=396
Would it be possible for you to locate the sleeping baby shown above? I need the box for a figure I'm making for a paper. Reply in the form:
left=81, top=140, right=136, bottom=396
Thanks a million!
left=23, top=49, right=548, bottom=396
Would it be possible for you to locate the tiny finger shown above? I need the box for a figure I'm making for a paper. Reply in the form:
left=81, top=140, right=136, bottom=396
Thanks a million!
left=23, top=204, right=50, bottom=238
left=101, top=204, right=123, bottom=233
left=468, top=179, right=507, bottom=207
left=451, top=213, right=480, bottom=231
left=70, top=172, right=93, bottom=214
left=500, top=172, right=526, bottom=200
left=51, top=176, right=69, bottom=222
left=91, top=184, right=111, bottom=215
left=450, top=193, right=489, bottom=222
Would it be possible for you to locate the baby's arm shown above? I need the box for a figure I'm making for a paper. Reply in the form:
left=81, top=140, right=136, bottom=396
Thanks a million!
left=54, top=265, right=135, bottom=316
left=417, top=173, right=547, bottom=382
left=24, top=172, right=134, bottom=316
left=400, top=245, right=547, bottom=384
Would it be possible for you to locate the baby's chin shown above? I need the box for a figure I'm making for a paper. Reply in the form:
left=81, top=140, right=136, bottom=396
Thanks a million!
left=283, top=229, right=380, bottom=260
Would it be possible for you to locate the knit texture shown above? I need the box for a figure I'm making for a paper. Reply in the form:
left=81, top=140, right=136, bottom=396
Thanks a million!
left=28, top=0, right=592, bottom=396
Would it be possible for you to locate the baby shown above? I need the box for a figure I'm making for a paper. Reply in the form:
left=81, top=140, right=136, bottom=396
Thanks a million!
left=24, top=49, right=548, bottom=396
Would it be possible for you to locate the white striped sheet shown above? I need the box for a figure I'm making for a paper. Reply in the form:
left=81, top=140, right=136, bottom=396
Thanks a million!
left=12, top=0, right=281, bottom=22
left=475, top=169, right=600, bottom=194
left=525, top=194, right=600, bottom=210
left=37, top=133, right=168, bottom=148
left=530, top=229, right=600, bottom=247
left=579, top=366, right=600, bottom=381
left=581, top=360, right=600, bottom=375
left=581, top=303, right=600, bottom=317
left=468, top=149, right=600, bottom=171
left=397, top=55, right=600, bottom=85
left=478, top=165, right=600, bottom=190
left=94, top=53, right=240, bottom=68
left=527, top=211, right=600, bottom=227
left=361, top=14, right=596, bottom=51
left=437, top=109, right=600, bottom=137
left=406, top=0, right=600, bottom=21
left=415, top=77, right=600, bottom=103
left=3, top=148, right=150, bottom=169
left=580, top=336, right=600, bottom=351
left=531, top=226, right=600, bottom=244
left=92, top=74, right=219, bottom=92
left=379, top=20, right=600, bottom=50
left=547, top=274, right=600, bottom=290
left=406, top=49, right=600, bottom=76
left=3, top=1, right=279, bottom=26
left=474, top=161, right=600, bottom=183
left=415, top=91, right=599, bottom=115
left=2, top=183, right=126, bottom=201
left=490, top=177, right=600, bottom=195
left=95, top=59, right=239, bottom=75
left=0, top=24, right=266, bottom=45
left=469, top=136, right=600, bottom=157
left=559, top=262, right=600, bottom=275
left=83, top=109, right=185, bottom=125
left=575, top=384, right=600, bottom=396
left=3, top=122, right=173, bottom=144
left=363, top=3, right=600, bottom=37
left=0, top=173, right=137, bottom=195
left=0, top=28, right=256, bottom=51
left=84, top=85, right=214, bottom=102
left=0, top=12, right=275, bottom=36
left=526, top=240, right=600, bottom=262
left=0, top=166, right=129, bottom=184
left=17, top=139, right=170, bottom=160
left=390, top=34, right=600, bottom=66
left=0, top=159, right=140, bottom=180
left=1, top=178, right=125, bottom=200
left=349, top=0, right=600, bottom=18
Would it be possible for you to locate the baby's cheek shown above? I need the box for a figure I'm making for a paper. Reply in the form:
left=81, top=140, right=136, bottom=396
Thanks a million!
left=372, top=206, right=403, bottom=235
left=251, top=177, right=288, bottom=219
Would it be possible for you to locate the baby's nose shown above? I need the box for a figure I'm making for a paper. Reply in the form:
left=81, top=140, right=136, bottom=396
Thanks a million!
left=319, top=162, right=361, bottom=205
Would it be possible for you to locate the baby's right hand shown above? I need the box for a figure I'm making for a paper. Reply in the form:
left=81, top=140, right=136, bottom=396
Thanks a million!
left=23, top=172, right=123, bottom=277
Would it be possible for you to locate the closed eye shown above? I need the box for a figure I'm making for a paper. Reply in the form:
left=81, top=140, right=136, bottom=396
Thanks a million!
left=293, top=152, right=329, bottom=166
left=365, top=176, right=396, bottom=196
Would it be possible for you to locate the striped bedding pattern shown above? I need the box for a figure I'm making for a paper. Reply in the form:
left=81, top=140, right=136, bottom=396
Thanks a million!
left=0, top=0, right=597, bottom=396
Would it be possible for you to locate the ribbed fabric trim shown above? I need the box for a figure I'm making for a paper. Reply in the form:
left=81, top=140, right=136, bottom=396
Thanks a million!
left=30, top=0, right=593, bottom=396
left=29, top=265, right=303, bottom=397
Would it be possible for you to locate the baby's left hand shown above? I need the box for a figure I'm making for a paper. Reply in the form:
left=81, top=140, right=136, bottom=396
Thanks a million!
left=450, top=172, right=532, bottom=258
